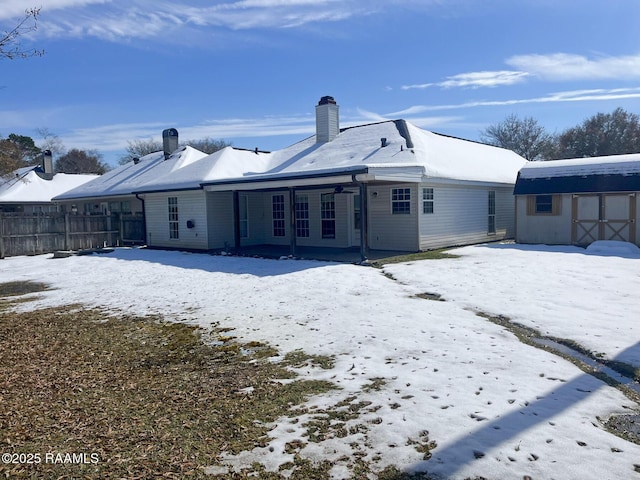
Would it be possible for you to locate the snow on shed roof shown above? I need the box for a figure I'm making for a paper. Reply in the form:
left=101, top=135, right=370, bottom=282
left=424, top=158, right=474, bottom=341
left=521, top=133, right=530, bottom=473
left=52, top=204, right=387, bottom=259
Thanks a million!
left=55, top=146, right=207, bottom=201
left=0, top=169, right=98, bottom=204
left=518, top=153, right=640, bottom=179
left=514, top=154, right=640, bottom=195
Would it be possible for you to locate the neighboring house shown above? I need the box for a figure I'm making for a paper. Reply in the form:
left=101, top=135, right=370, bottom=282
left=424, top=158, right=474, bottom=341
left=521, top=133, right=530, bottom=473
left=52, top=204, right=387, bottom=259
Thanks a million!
left=513, top=153, right=640, bottom=247
left=134, top=96, right=527, bottom=258
left=54, top=137, right=207, bottom=215
left=0, top=162, right=97, bottom=214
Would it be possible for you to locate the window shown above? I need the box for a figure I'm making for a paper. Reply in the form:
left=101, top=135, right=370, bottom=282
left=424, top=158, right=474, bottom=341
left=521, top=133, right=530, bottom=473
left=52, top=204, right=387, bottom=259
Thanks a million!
left=272, top=194, right=286, bottom=237
left=168, top=197, right=179, bottom=239
left=321, top=193, right=336, bottom=239
left=353, top=194, right=361, bottom=230
left=422, top=188, right=434, bottom=214
left=526, top=195, right=561, bottom=216
left=295, top=194, right=310, bottom=238
left=239, top=194, right=248, bottom=238
left=488, top=191, right=496, bottom=234
left=392, top=188, right=411, bottom=214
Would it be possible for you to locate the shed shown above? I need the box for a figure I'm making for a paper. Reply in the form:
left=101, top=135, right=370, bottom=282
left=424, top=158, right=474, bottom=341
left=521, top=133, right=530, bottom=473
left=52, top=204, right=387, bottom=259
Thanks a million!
left=513, top=153, right=640, bottom=246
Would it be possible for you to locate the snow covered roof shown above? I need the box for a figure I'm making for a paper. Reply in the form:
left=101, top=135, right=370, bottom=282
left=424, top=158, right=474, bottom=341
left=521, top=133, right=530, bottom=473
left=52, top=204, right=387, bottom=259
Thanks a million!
left=514, top=153, right=640, bottom=195
left=198, top=120, right=526, bottom=190
left=55, top=146, right=207, bottom=201
left=0, top=168, right=98, bottom=204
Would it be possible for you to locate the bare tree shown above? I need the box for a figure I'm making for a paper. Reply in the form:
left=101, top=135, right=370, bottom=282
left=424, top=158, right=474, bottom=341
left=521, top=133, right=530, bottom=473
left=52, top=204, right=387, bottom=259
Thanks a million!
left=1, top=7, right=44, bottom=60
left=185, top=137, right=231, bottom=154
left=36, top=127, right=66, bottom=158
left=119, top=138, right=162, bottom=165
left=480, top=114, right=553, bottom=161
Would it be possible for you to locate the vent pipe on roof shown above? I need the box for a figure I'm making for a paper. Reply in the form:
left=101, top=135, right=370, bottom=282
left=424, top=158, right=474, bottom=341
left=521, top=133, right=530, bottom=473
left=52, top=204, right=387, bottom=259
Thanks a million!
left=316, top=96, right=339, bottom=143
left=381, top=138, right=388, bottom=148
left=42, top=150, right=53, bottom=180
left=133, top=157, right=140, bottom=165
left=162, top=128, right=179, bottom=159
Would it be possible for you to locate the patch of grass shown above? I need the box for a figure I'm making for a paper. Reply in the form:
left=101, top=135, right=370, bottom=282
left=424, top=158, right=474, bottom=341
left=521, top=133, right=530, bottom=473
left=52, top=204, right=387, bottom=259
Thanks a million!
left=0, top=305, right=336, bottom=479
left=371, top=249, right=459, bottom=268
left=282, top=349, right=335, bottom=370
left=0, top=280, right=49, bottom=297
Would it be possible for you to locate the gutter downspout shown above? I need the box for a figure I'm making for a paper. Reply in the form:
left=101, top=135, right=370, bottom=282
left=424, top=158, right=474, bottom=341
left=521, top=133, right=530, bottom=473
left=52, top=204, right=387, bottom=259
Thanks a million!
left=135, top=193, right=147, bottom=245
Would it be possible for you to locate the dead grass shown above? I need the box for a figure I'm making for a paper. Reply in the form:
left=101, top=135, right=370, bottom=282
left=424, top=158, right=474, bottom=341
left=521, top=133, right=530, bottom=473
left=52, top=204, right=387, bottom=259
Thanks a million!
left=0, top=298, right=337, bottom=478
left=0, top=282, right=438, bottom=479
left=370, top=249, right=460, bottom=268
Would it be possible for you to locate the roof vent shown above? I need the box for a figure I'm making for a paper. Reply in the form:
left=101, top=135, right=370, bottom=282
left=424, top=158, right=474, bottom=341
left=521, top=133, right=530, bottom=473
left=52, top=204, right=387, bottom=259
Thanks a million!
left=381, top=138, right=388, bottom=148
left=316, top=96, right=339, bottom=143
left=133, top=157, right=140, bottom=165
left=162, top=128, right=179, bottom=159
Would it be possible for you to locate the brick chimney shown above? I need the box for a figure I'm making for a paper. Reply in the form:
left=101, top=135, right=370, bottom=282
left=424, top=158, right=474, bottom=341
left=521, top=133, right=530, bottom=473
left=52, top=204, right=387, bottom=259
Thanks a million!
left=315, top=96, right=339, bottom=143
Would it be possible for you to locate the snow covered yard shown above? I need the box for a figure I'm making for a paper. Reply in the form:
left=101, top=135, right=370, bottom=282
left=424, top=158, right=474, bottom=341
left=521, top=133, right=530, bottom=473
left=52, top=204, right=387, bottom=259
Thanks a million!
left=1, top=243, right=639, bottom=479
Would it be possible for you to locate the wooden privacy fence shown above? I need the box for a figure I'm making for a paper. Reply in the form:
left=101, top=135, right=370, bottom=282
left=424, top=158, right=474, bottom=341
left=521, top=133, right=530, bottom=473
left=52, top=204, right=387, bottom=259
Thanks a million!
left=0, top=213, right=145, bottom=259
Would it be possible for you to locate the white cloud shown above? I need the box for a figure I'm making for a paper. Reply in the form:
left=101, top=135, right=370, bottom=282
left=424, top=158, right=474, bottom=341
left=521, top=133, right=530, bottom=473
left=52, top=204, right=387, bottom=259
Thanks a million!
left=388, top=87, right=640, bottom=116
left=507, top=52, right=640, bottom=81
left=402, top=70, right=529, bottom=91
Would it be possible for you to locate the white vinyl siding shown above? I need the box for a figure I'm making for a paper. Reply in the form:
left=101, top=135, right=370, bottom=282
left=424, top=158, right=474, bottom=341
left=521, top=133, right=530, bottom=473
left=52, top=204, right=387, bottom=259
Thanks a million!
left=144, top=191, right=209, bottom=250
left=419, top=184, right=514, bottom=250
left=368, top=184, right=419, bottom=251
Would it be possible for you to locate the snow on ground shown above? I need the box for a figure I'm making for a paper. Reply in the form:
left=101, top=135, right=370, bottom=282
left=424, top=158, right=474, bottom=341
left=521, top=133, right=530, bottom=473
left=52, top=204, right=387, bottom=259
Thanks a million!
left=1, top=243, right=639, bottom=480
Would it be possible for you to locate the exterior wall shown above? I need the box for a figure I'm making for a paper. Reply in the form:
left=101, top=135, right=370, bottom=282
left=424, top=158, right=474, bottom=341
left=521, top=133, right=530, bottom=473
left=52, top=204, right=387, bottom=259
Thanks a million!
left=206, top=191, right=234, bottom=249
left=368, top=183, right=419, bottom=251
left=516, top=192, right=640, bottom=246
left=144, top=191, right=209, bottom=250
left=419, top=184, right=514, bottom=250
left=515, top=194, right=573, bottom=245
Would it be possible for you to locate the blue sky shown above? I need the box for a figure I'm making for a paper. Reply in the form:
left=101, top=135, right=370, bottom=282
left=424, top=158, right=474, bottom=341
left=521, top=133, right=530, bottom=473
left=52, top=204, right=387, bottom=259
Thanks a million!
left=2, top=0, right=640, bottom=167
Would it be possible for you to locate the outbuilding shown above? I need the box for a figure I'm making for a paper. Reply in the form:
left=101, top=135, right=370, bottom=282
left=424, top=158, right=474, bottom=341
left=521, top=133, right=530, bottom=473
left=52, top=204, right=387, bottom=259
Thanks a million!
left=513, top=153, right=640, bottom=247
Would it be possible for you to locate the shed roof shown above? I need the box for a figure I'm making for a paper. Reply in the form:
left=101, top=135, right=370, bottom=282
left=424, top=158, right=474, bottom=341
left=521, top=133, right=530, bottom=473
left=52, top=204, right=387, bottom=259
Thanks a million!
left=514, top=153, right=640, bottom=195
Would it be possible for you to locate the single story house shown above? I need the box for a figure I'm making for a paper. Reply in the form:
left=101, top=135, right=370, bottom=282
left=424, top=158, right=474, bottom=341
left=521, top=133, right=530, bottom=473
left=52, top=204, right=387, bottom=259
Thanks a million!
left=133, top=96, right=527, bottom=259
left=513, top=153, right=640, bottom=247
left=1, top=157, right=97, bottom=214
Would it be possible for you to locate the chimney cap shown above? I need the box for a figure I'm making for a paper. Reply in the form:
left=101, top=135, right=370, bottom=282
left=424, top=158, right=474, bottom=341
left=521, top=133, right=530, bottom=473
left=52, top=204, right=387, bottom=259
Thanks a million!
left=318, top=96, right=336, bottom=106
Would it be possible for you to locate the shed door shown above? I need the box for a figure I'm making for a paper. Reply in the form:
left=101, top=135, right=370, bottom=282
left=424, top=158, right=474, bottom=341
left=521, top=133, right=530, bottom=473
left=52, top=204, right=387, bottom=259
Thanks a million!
left=572, top=193, right=636, bottom=245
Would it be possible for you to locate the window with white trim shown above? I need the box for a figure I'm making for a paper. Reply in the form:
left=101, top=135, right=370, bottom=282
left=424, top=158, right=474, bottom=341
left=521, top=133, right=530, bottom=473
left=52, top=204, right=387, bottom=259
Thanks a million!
left=488, top=191, right=496, bottom=234
left=392, top=188, right=411, bottom=214
left=295, top=194, right=309, bottom=238
left=321, top=193, right=335, bottom=238
left=272, top=194, right=285, bottom=237
left=422, top=188, right=434, bottom=214
left=168, top=197, right=179, bottom=239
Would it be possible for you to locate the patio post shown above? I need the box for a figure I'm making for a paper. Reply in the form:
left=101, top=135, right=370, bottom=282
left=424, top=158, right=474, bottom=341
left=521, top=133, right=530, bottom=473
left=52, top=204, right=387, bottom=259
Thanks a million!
left=359, top=182, right=369, bottom=262
left=289, top=188, right=297, bottom=257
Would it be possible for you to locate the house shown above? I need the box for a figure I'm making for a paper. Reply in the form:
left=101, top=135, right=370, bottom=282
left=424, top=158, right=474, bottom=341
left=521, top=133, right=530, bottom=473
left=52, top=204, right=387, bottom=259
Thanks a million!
left=513, top=153, right=640, bottom=247
left=0, top=153, right=97, bottom=214
left=54, top=132, right=207, bottom=215
left=134, top=96, right=527, bottom=259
